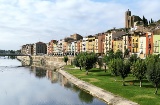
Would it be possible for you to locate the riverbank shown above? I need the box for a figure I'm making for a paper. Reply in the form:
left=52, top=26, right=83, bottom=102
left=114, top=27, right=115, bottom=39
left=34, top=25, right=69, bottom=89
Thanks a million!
left=18, top=56, right=139, bottom=105
left=59, top=68, right=138, bottom=105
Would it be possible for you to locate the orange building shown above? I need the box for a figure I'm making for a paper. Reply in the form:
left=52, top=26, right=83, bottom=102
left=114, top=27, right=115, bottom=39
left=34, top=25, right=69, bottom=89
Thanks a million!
left=146, top=32, right=153, bottom=55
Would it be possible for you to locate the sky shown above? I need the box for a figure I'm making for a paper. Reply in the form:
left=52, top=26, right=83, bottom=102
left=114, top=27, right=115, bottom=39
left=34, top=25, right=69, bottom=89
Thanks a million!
left=0, top=0, right=160, bottom=50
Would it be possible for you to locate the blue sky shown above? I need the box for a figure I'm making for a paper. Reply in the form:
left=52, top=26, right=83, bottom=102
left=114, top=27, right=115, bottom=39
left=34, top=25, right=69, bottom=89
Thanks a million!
left=0, top=0, right=159, bottom=50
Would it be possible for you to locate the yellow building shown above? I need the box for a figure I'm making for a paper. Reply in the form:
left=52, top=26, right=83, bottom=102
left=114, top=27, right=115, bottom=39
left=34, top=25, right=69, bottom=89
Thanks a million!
left=131, top=33, right=140, bottom=54
left=86, top=35, right=96, bottom=53
left=94, top=35, right=98, bottom=54
left=113, top=37, right=123, bottom=53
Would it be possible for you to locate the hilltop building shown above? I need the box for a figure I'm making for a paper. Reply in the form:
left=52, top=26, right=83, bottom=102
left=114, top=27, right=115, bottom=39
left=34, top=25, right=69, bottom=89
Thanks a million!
left=125, top=9, right=142, bottom=28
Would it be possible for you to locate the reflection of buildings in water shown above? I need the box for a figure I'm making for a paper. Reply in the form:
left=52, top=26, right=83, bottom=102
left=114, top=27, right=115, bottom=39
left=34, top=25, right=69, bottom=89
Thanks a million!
left=46, top=70, right=58, bottom=83
left=30, top=66, right=46, bottom=78
left=61, top=75, right=72, bottom=88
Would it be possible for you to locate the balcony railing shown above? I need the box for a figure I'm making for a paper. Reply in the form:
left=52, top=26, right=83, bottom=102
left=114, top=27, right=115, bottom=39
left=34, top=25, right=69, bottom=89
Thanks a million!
left=154, top=44, right=159, bottom=47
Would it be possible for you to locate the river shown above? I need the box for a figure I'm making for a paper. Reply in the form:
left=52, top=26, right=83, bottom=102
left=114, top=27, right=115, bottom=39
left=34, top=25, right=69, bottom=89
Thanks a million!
left=0, top=57, right=107, bottom=105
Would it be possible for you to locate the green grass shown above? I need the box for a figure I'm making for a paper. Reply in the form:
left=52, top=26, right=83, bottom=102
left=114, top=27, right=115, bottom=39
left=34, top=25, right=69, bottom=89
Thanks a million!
left=64, top=66, right=160, bottom=105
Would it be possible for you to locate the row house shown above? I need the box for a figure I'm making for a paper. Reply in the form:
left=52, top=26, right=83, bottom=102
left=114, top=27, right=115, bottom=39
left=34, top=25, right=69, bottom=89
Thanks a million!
left=21, top=44, right=34, bottom=55
left=131, top=32, right=140, bottom=54
left=139, top=34, right=146, bottom=58
left=122, top=34, right=132, bottom=54
left=48, top=40, right=58, bottom=55
left=21, top=29, right=160, bottom=58
left=105, top=32, right=112, bottom=53
left=82, top=37, right=87, bottom=52
left=153, top=29, right=160, bottom=55
left=33, top=42, right=47, bottom=55
left=86, top=35, right=96, bottom=53
left=113, top=36, right=123, bottom=53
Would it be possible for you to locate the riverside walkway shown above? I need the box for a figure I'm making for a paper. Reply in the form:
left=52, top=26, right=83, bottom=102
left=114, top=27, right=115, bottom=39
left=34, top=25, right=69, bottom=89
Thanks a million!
left=58, top=68, right=139, bottom=105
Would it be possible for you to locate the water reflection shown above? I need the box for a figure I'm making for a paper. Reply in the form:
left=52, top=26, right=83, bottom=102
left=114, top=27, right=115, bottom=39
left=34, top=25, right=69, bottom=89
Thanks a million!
left=0, top=58, right=106, bottom=105
left=31, top=65, right=106, bottom=105
left=30, top=66, right=46, bottom=78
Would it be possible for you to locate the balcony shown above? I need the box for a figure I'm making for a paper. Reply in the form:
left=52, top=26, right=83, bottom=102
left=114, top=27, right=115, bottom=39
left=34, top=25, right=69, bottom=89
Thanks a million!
left=154, top=44, right=159, bottom=47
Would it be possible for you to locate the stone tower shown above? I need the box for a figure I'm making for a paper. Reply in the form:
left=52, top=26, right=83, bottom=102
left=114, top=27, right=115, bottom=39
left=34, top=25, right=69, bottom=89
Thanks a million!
left=125, top=9, right=131, bottom=28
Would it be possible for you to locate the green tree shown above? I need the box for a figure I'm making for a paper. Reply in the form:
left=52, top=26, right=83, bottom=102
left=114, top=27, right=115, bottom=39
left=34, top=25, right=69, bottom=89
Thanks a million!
left=146, top=55, right=160, bottom=94
left=63, top=56, right=68, bottom=65
left=143, top=16, right=148, bottom=27
left=75, top=52, right=97, bottom=75
left=103, top=49, right=115, bottom=65
left=124, top=49, right=129, bottom=58
left=129, top=54, right=139, bottom=64
left=116, top=59, right=130, bottom=86
left=108, top=58, right=119, bottom=76
left=131, top=59, right=146, bottom=87
left=114, top=50, right=123, bottom=59
left=73, top=55, right=81, bottom=70
left=83, top=52, right=97, bottom=75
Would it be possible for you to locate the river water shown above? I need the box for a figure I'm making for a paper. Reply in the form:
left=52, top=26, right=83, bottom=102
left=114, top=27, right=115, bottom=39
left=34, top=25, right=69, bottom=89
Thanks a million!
left=0, top=58, right=107, bottom=105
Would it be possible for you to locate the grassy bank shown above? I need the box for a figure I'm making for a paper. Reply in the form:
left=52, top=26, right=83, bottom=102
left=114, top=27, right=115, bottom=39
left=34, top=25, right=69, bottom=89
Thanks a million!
left=64, top=66, right=160, bottom=105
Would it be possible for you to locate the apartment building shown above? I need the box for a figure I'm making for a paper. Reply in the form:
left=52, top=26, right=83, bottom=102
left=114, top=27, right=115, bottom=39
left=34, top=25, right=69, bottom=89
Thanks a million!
left=146, top=32, right=153, bottom=55
left=82, top=37, right=87, bottom=52
left=113, top=36, right=123, bottom=53
left=86, top=35, right=96, bottom=53
left=122, top=34, right=132, bottom=54
left=94, top=35, right=98, bottom=54
left=153, top=29, right=160, bottom=54
left=33, top=42, right=47, bottom=55
left=139, top=34, right=146, bottom=58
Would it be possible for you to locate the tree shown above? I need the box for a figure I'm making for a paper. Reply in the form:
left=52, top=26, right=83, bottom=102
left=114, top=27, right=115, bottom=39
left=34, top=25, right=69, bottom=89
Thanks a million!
left=131, top=59, right=146, bottom=87
left=143, top=16, right=148, bottom=27
left=129, top=54, right=139, bottom=64
left=75, top=52, right=97, bottom=75
left=73, top=57, right=81, bottom=70
left=146, top=55, right=160, bottom=94
left=108, top=58, right=119, bottom=76
left=63, top=56, right=68, bottom=65
left=73, top=54, right=82, bottom=70
left=116, top=59, right=130, bottom=86
left=83, top=52, right=97, bottom=75
left=151, top=18, right=154, bottom=23
left=114, top=50, right=123, bottom=59
left=103, top=49, right=115, bottom=65
left=124, top=49, right=129, bottom=58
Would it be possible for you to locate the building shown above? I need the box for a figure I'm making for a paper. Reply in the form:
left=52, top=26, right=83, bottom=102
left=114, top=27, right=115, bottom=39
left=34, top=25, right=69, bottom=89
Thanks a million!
left=48, top=40, right=57, bottom=55
left=113, top=36, right=123, bottom=53
left=122, top=34, right=132, bottom=54
left=153, top=29, right=160, bottom=55
left=70, top=33, right=83, bottom=41
left=146, top=32, right=153, bottom=55
left=34, top=42, right=47, bottom=55
left=105, top=32, right=112, bottom=53
left=125, top=9, right=142, bottom=28
left=139, top=34, right=146, bottom=58
left=86, top=35, right=96, bottom=53
left=82, top=37, right=87, bottom=52
left=21, top=44, right=34, bottom=55
left=131, top=32, right=140, bottom=54
left=97, top=33, right=105, bottom=55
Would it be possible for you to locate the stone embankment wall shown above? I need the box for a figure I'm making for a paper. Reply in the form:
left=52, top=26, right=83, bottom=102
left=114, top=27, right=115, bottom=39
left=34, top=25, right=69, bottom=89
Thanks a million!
left=17, top=56, right=74, bottom=67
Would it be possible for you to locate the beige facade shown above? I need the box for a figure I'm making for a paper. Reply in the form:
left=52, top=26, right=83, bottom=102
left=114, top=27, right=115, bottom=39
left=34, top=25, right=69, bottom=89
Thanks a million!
left=87, top=35, right=96, bottom=53
left=105, top=33, right=112, bottom=53
left=139, top=36, right=146, bottom=58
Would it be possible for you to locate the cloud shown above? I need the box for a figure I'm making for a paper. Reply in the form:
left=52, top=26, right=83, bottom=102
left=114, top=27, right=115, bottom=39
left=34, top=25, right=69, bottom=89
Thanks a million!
left=0, top=0, right=159, bottom=50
